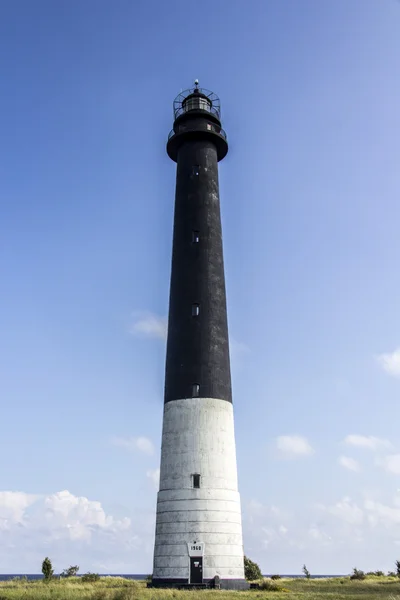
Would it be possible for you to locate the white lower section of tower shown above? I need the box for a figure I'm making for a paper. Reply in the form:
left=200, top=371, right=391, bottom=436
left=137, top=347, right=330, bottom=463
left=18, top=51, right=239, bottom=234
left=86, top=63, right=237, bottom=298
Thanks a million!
left=152, top=397, right=245, bottom=585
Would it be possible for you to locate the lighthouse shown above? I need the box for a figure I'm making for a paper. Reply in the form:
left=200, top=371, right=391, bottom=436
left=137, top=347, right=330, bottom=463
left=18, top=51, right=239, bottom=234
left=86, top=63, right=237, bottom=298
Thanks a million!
left=151, top=82, right=247, bottom=590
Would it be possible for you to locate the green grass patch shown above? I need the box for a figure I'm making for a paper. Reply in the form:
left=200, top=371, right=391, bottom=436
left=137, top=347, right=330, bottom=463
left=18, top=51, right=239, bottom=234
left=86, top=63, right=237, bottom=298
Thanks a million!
left=0, top=576, right=399, bottom=600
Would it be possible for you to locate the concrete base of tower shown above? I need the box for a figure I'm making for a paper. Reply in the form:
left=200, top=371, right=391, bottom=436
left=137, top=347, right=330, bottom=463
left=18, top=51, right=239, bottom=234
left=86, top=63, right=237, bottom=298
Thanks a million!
left=152, top=397, right=247, bottom=589
left=150, top=578, right=249, bottom=590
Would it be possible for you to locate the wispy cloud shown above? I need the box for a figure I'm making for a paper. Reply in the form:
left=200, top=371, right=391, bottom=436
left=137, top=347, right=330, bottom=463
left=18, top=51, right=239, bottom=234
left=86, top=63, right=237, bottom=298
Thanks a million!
left=318, top=496, right=364, bottom=525
left=343, top=434, right=392, bottom=451
left=338, top=455, right=360, bottom=472
left=376, top=348, right=400, bottom=378
left=229, top=337, right=250, bottom=372
left=111, top=436, right=155, bottom=455
left=245, top=492, right=400, bottom=572
left=129, top=311, right=167, bottom=340
left=276, top=435, right=314, bottom=458
left=146, top=469, right=160, bottom=489
left=376, top=454, right=400, bottom=475
left=230, top=338, right=250, bottom=357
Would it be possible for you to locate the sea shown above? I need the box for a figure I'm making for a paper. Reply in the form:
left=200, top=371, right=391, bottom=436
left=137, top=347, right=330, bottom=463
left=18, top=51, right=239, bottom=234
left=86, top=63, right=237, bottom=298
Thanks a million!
left=0, top=574, right=344, bottom=581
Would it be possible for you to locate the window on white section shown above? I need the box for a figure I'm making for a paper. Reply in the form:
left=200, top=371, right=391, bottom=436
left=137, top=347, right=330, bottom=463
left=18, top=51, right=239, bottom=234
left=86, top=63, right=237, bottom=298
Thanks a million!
left=192, top=474, right=201, bottom=488
left=192, top=303, right=200, bottom=317
left=192, top=383, right=200, bottom=397
left=192, top=230, right=200, bottom=243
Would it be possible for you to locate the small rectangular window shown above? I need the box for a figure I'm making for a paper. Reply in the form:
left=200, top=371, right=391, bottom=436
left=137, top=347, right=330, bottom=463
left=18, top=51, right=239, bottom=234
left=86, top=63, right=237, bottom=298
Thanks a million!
left=192, top=230, right=200, bottom=243
left=192, top=303, right=200, bottom=317
left=192, top=165, right=200, bottom=176
left=192, top=474, right=200, bottom=488
left=192, top=383, right=200, bottom=397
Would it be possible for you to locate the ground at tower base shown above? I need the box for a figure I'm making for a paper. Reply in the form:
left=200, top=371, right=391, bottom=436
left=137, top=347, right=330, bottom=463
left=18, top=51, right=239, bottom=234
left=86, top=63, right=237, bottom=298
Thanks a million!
left=0, top=575, right=399, bottom=599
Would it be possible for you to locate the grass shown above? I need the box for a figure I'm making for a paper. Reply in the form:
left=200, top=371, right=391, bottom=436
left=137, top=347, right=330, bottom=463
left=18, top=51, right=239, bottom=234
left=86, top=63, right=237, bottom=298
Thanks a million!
left=0, top=576, right=400, bottom=599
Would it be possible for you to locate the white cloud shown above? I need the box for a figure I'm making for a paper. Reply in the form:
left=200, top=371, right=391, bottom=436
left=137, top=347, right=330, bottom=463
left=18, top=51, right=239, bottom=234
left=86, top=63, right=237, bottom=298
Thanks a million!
left=276, top=435, right=314, bottom=458
left=377, top=454, right=400, bottom=475
left=0, top=489, right=153, bottom=573
left=129, top=311, right=167, bottom=340
left=246, top=499, right=288, bottom=521
left=364, top=499, right=400, bottom=527
left=0, top=491, right=38, bottom=524
left=43, top=490, right=130, bottom=541
left=338, top=455, right=360, bottom=472
left=278, top=525, right=288, bottom=535
left=135, top=437, right=155, bottom=455
left=323, top=497, right=364, bottom=525
left=111, top=436, right=154, bottom=455
left=146, top=469, right=160, bottom=489
left=343, top=434, right=392, bottom=450
left=308, top=526, right=332, bottom=542
left=376, top=348, right=400, bottom=377
left=243, top=492, right=400, bottom=573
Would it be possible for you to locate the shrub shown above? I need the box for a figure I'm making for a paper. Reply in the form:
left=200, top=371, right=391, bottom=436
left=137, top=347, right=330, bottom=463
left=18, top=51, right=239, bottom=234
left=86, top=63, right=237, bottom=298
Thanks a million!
left=42, top=557, right=54, bottom=582
left=396, top=560, right=400, bottom=578
left=388, top=571, right=397, bottom=577
left=350, top=568, right=366, bottom=580
left=259, top=579, right=283, bottom=591
left=244, top=555, right=262, bottom=580
left=61, top=565, right=79, bottom=578
left=302, top=564, right=311, bottom=580
left=271, top=574, right=281, bottom=580
left=82, top=572, right=100, bottom=583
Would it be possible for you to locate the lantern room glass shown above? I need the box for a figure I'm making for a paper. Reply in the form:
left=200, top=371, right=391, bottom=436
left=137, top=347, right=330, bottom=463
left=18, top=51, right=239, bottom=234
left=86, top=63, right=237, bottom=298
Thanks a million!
left=183, top=96, right=212, bottom=113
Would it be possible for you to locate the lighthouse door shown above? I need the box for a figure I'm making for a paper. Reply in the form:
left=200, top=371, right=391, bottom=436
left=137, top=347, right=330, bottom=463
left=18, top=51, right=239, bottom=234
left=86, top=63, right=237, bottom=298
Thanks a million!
left=190, top=557, right=203, bottom=584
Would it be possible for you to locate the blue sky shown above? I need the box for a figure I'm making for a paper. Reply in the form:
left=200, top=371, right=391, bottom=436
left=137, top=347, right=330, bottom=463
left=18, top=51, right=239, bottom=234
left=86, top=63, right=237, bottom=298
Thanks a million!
left=1, top=0, right=400, bottom=575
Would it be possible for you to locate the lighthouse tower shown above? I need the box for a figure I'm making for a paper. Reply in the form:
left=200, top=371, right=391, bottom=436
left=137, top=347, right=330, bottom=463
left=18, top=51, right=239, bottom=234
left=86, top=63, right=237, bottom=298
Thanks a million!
left=151, top=83, right=247, bottom=590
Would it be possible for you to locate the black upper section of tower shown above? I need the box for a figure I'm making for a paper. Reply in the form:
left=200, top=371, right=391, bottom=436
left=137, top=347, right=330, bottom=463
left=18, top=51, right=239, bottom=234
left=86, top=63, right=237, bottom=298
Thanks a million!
left=164, top=84, right=232, bottom=404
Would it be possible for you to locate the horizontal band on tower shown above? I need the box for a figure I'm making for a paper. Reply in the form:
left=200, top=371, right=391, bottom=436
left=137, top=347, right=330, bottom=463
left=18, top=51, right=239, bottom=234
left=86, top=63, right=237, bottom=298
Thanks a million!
left=167, top=127, right=228, bottom=162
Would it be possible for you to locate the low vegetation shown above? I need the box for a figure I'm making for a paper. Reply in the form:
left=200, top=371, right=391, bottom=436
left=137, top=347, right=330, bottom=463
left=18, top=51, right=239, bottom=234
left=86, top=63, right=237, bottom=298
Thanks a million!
left=2, top=557, right=400, bottom=599
left=81, top=573, right=101, bottom=583
left=61, top=565, right=80, bottom=578
left=350, top=567, right=366, bottom=580
left=0, top=575, right=400, bottom=599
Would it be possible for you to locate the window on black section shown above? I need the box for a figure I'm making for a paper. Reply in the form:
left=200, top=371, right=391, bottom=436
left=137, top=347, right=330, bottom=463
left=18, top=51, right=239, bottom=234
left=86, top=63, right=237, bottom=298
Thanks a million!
left=192, top=383, right=200, bottom=397
left=192, top=303, right=200, bottom=317
left=192, top=474, right=200, bottom=489
left=192, top=165, right=200, bottom=176
left=192, top=230, right=200, bottom=243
